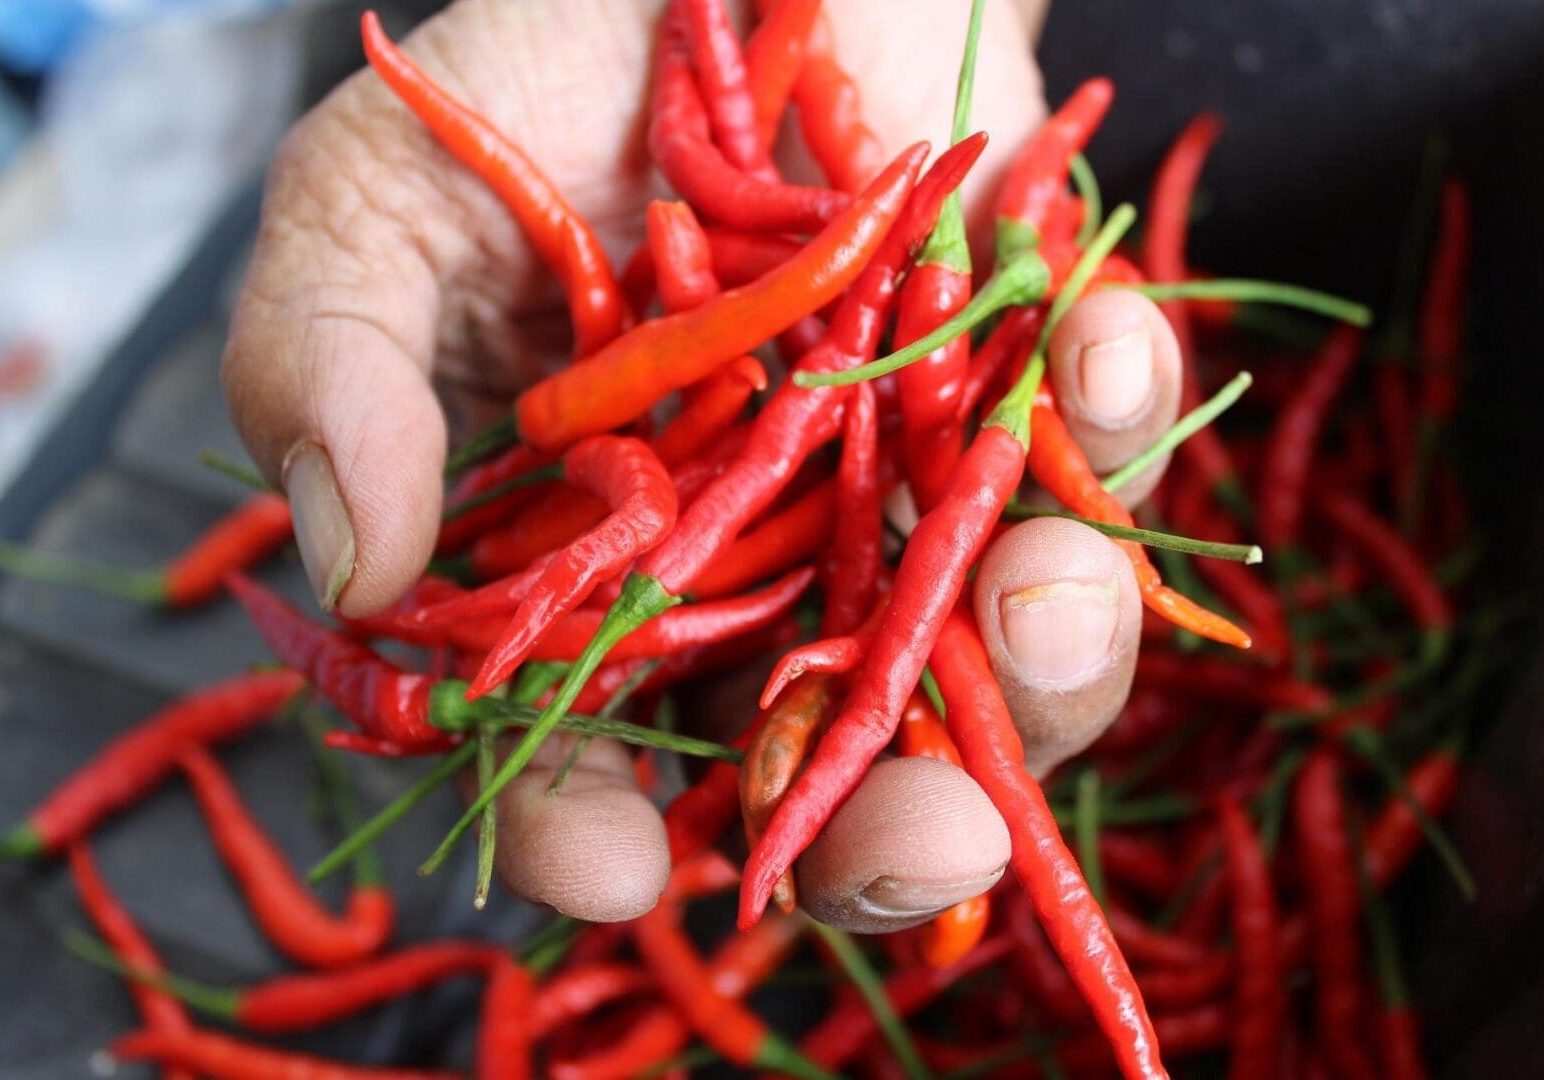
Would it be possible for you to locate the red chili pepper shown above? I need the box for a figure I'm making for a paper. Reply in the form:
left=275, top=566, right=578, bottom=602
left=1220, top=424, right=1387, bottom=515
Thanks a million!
left=1418, top=180, right=1470, bottom=429
left=995, top=78, right=1114, bottom=255
left=68, top=843, right=195, bottom=1080
left=110, top=1027, right=458, bottom=1080
left=531, top=963, right=653, bottom=1038
left=760, top=632, right=866, bottom=708
left=476, top=953, right=535, bottom=1080
left=1257, top=325, right=1362, bottom=549
left=227, top=575, right=448, bottom=751
left=1216, top=796, right=1283, bottom=1077
left=1105, top=904, right=1220, bottom=970
left=1057, top=1004, right=1229, bottom=1073
left=1135, top=652, right=1330, bottom=712
left=654, top=358, right=766, bottom=468
left=1137, top=952, right=1234, bottom=1011
left=706, top=227, right=803, bottom=284
left=1096, top=832, right=1178, bottom=898
left=681, top=0, right=777, bottom=178
left=930, top=605, right=1166, bottom=1079
left=437, top=446, right=557, bottom=555
left=692, top=478, right=837, bottom=599
left=743, top=0, right=821, bottom=150
left=956, top=307, right=1042, bottom=423
left=465, top=436, right=677, bottom=697
left=647, top=199, right=720, bottom=313
left=1363, top=745, right=1461, bottom=889
left=664, top=716, right=761, bottom=862
left=360, top=12, right=623, bottom=357
left=820, top=380, right=883, bottom=635
left=2, top=671, right=302, bottom=859
left=1294, top=750, right=1378, bottom=1080
left=893, top=252, right=971, bottom=513
left=178, top=747, right=394, bottom=969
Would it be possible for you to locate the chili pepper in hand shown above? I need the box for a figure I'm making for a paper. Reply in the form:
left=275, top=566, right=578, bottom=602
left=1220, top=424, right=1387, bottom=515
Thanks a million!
left=930, top=605, right=1166, bottom=1080
left=820, top=381, right=883, bottom=637
left=761, top=632, right=867, bottom=708
left=178, top=747, right=394, bottom=969
left=743, top=0, right=821, bottom=150
left=111, top=1026, right=458, bottom=1080
left=361, top=12, right=623, bottom=357
left=2, top=671, right=302, bottom=859
left=476, top=953, right=535, bottom=1080
left=693, top=478, right=837, bottom=599
left=68, top=844, right=195, bottom=1080
left=1216, top=796, right=1283, bottom=1078
left=681, top=0, right=777, bottom=178
left=995, top=77, right=1114, bottom=257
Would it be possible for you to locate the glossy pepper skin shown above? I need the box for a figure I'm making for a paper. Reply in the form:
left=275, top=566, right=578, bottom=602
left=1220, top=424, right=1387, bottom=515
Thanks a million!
left=995, top=77, right=1114, bottom=254
left=680, top=0, right=778, bottom=179
left=742, top=0, right=821, bottom=150
left=822, top=381, right=883, bottom=634
left=475, top=953, right=536, bottom=1080
left=893, top=262, right=971, bottom=512
left=161, top=495, right=292, bottom=606
left=1217, top=796, right=1283, bottom=1078
left=2, top=671, right=303, bottom=859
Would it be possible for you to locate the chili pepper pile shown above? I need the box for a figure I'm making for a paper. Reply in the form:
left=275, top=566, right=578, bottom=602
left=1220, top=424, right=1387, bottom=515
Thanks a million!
left=0, top=2, right=1493, bottom=1077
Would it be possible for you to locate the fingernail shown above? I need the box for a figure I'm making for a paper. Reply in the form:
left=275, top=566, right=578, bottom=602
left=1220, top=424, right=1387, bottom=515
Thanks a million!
left=999, top=577, right=1119, bottom=685
left=1079, top=327, right=1152, bottom=426
left=284, top=441, right=355, bottom=611
left=857, top=870, right=1003, bottom=918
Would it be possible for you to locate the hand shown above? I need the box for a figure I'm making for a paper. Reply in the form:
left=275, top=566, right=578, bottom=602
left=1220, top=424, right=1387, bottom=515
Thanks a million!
left=224, top=0, right=1183, bottom=926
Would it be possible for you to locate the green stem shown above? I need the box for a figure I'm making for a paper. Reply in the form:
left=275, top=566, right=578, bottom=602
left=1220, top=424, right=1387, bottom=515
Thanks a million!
left=547, top=658, right=661, bottom=795
left=1103, top=372, right=1253, bottom=494
left=1051, top=793, right=1196, bottom=828
left=1254, top=747, right=1306, bottom=859
left=1126, top=280, right=1371, bottom=327
left=1069, top=153, right=1102, bottom=249
left=0, top=542, right=167, bottom=605
left=442, top=461, right=565, bottom=522
left=1074, top=769, right=1107, bottom=908
left=301, top=712, right=383, bottom=888
left=197, top=450, right=273, bottom=492
left=1356, top=826, right=1412, bottom=1008
left=809, top=920, right=933, bottom=1080
left=64, top=931, right=241, bottom=1019
left=420, top=573, right=679, bottom=877
left=473, top=726, right=498, bottom=910
left=1003, top=505, right=1262, bottom=563
left=517, top=914, right=580, bottom=967
left=793, top=249, right=1051, bottom=389
left=2, top=823, right=43, bottom=860
left=915, top=0, right=986, bottom=273
left=919, top=667, right=947, bottom=720
left=445, top=414, right=520, bottom=476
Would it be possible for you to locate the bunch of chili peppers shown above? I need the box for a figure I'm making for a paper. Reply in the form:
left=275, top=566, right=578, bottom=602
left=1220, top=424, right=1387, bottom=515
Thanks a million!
left=0, top=1, right=1488, bottom=1076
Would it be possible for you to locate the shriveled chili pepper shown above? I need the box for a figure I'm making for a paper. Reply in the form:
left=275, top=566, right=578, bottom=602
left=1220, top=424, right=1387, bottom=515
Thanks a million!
left=822, top=381, right=883, bottom=634
left=1216, top=795, right=1283, bottom=1078
left=760, top=632, right=866, bottom=708
left=681, top=0, right=777, bottom=178
left=743, top=0, right=821, bottom=150
left=361, top=12, right=623, bottom=357
left=2, top=671, right=302, bottom=859
left=68, top=844, right=195, bottom=1080
left=178, top=747, right=394, bottom=969
left=110, top=1027, right=458, bottom=1080
left=476, top=952, right=535, bottom=1080
left=930, top=604, right=1166, bottom=1080
left=0, top=493, right=291, bottom=607
left=228, top=575, right=449, bottom=751
left=465, top=436, right=677, bottom=697
left=1257, top=325, right=1362, bottom=550
left=995, top=77, right=1114, bottom=257
left=692, top=478, right=837, bottom=599
left=1295, top=750, right=1378, bottom=1080
left=652, top=2, right=844, bottom=231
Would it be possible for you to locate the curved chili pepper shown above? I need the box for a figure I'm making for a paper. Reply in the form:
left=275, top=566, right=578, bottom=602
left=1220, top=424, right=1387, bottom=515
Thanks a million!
left=2, top=671, right=302, bottom=859
left=1135, top=652, right=1329, bottom=711
left=652, top=3, right=843, bottom=231
left=823, top=380, right=882, bottom=634
left=361, top=12, right=623, bottom=357
left=1363, top=745, right=1461, bottom=889
left=1216, top=796, right=1283, bottom=1078
left=647, top=199, right=720, bottom=313
left=893, top=251, right=971, bottom=512
left=995, top=77, right=1114, bottom=256
left=1257, top=325, right=1362, bottom=549
left=68, top=844, right=195, bottom=1080
left=110, top=1027, right=458, bottom=1080
left=706, top=226, right=803, bottom=284
left=437, top=446, right=556, bottom=555
left=929, top=605, right=1166, bottom=1080
left=743, top=0, right=821, bottom=150
left=760, top=633, right=864, bottom=708
left=652, top=357, right=766, bottom=468
left=692, top=478, right=836, bottom=599
left=466, top=436, right=677, bottom=697
left=178, top=747, right=394, bottom=969
left=1137, top=952, right=1234, bottom=1011
left=681, top=0, right=777, bottom=178
left=227, top=575, right=447, bottom=751
left=1295, top=750, right=1378, bottom=1080
left=476, top=953, right=535, bottom=1080
left=531, top=963, right=653, bottom=1038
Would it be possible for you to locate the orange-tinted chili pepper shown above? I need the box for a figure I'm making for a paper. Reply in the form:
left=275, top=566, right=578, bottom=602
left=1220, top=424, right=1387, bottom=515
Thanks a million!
left=930, top=605, right=1166, bottom=1080
left=995, top=77, right=1114, bottom=255
left=1217, top=795, right=1283, bottom=1078
left=178, top=747, right=394, bottom=969
left=681, top=0, right=777, bottom=178
left=110, top=1026, right=458, bottom=1080
left=361, top=12, right=623, bottom=357
left=706, top=226, right=803, bottom=284
left=2, top=671, right=302, bottom=859
left=692, top=478, right=837, bottom=599
left=646, top=199, right=718, bottom=313
left=743, top=0, right=821, bottom=150
left=476, top=953, right=535, bottom=1080
left=69, top=843, right=195, bottom=1080
left=653, top=357, right=767, bottom=468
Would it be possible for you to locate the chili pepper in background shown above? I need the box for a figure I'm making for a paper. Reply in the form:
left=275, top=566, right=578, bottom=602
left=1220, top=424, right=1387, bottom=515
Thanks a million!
left=1098, top=832, right=1177, bottom=897
left=476, top=952, right=535, bottom=1080
left=1134, top=653, right=1329, bottom=712
left=1137, top=952, right=1234, bottom=1011
left=1294, top=750, right=1378, bottom=1080
left=1374, top=360, right=1416, bottom=514
left=760, top=630, right=869, bottom=708
left=1409, top=179, right=1471, bottom=529
left=822, top=381, right=882, bottom=634
left=743, top=0, right=821, bottom=150
left=682, top=0, right=778, bottom=178
left=178, top=747, right=394, bottom=968
left=361, top=13, right=623, bottom=357
left=995, top=77, right=1114, bottom=257
left=68, top=845, right=195, bottom=1080
left=437, top=446, right=557, bottom=554
left=647, top=198, right=721, bottom=312
left=707, top=226, right=804, bottom=284
left=531, top=963, right=652, bottom=1038
left=1363, top=743, right=1462, bottom=889
left=110, top=1027, right=459, bottom=1080
left=1216, top=796, right=1283, bottom=1078
left=652, top=2, right=844, bottom=231
left=741, top=674, right=837, bottom=911
left=466, top=436, right=678, bottom=697
left=1105, top=905, right=1220, bottom=970
left=955, top=306, right=1042, bottom=423
left=652, top=358, right=766, bottom=468
left=1313, top=488, right=1452, bottom=665
left=2, top=671, right=302, bottom=859
left=1057, top=1004, right=1230, bottom=1073
left=1257, top=325, right=1362, bottom=551
left=692, top=478, right=837, bottom=599
left=227, top=575, right=449, bottom=751
left=1360, top=838, right=1430, bottom=1080
left=0, top=494, right=291, bottom=607
left=930, top=605, right=1166, bottom=1079
left=664, top=718, right=763, bottom=862
left=1028, top=386, right=1251, bottom=647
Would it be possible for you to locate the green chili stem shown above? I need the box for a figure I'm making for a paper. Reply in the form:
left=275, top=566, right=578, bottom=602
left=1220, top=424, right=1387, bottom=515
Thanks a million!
left=64, top=931, right=241, bottom=1019
left=1103, top=372, right=1253, bottom=494
left=1125, top=279, right=1371, bottom=327
left=1051, top=793, right=1196, bottom=829
left=915, top=0, right=986, bottom=272
left=473, top=727, right=498, bottom=910
left=445, top=414, right=520, bottom=476
left=197, top=450, right=273, bottom=492
left=919, top=667, right=948, bottom=720
left=1255, top=747, right=1306, bottom=859
left=1074, top=769, right=1107, bottom=908
left=1069, top=153, right=1102, bottom=249
left=0, top=542, right=167, bottom=605
left=1355, top=825, right=1412, bottom=1008
left=547, top=659, right=660, bottom=795
left=1003, top=505, right=1262, bottom=563
left=808, top=920, right=934, bottom=1080
left=442, top=462, right=565, bottom=522
left=301, top=712, right=383, bottom=888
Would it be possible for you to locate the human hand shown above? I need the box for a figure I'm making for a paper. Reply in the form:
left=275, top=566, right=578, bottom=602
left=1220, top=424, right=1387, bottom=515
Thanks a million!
left=224, top=0, right=1185, bottom=926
